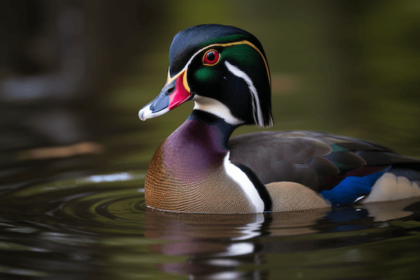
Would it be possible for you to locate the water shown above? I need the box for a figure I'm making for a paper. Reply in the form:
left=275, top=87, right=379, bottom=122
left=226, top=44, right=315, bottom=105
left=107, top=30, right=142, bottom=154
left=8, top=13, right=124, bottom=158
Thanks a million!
left=1, top=168, right=420, bottom=279
left=2, top=1, right=420, bottom=279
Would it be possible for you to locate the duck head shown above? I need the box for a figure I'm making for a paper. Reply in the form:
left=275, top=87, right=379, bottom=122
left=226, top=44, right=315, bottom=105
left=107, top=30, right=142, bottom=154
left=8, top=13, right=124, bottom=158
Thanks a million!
left=139, top=24, right=273, bottom=127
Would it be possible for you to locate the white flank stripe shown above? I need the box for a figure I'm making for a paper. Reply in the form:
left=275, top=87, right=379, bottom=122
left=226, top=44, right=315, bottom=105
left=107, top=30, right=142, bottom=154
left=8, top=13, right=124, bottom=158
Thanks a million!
left=223, top=152, right=265, bottom=212
left=225, top=61, right=264, bottom=127
left=193, top=95, right=244, bottom=125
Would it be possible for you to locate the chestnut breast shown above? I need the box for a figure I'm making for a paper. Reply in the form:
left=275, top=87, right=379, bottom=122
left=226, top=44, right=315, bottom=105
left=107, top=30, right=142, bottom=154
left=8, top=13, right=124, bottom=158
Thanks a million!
left=145, top=120, right=255, bottom=214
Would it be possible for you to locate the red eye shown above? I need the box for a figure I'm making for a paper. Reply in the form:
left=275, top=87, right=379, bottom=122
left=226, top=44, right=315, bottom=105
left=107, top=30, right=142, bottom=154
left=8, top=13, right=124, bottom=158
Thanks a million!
left=203, top=49, right=220, bottom=66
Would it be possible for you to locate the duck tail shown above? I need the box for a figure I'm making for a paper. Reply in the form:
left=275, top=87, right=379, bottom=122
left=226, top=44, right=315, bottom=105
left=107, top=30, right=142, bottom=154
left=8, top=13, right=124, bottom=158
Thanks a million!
left=388, top=165, right=420, bottom=185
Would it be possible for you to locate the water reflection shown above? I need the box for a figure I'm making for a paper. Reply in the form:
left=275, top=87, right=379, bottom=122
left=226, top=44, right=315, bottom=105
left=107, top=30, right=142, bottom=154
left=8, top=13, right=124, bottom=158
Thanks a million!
left=143, top=209, right=325, bottom=278
left=142, top=199, right=420, bottom=279
left=1, top=172, right=419, bottom=279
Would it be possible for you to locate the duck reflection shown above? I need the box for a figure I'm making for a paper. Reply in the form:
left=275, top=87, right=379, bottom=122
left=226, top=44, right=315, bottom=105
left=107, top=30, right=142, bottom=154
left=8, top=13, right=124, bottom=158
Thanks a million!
left=358, top=197, right=420, bottom=222
left=144, top=208, right=328, bottom=279
left=143, top=197, right=420, bottom=279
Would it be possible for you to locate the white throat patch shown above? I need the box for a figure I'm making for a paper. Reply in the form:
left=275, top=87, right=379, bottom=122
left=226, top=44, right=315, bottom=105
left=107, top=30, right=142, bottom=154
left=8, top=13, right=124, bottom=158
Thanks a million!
left=193, top=95, right=244, bottom=125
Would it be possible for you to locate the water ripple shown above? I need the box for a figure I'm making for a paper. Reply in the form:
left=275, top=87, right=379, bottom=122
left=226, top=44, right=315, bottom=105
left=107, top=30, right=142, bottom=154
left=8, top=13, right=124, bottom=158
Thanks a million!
left=0, top=171, right=420, bottom=279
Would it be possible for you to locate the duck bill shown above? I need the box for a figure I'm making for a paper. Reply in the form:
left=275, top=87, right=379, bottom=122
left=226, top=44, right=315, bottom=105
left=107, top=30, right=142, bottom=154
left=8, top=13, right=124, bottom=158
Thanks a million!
left=138, top=71, right=192, bottom=121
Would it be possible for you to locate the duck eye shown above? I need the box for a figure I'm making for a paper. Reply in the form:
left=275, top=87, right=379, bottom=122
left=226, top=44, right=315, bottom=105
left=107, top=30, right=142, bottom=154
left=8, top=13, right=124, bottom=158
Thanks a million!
left=203, top=49, right=220, bottom=66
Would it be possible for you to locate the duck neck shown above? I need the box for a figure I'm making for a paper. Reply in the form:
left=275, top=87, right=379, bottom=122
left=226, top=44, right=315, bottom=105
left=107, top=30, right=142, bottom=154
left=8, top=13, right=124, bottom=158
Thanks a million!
left=186, top=110, right=238, bottom=149
left=145, top=110, right=260, bottom=214
left=157, top=110, right=238, bottom=182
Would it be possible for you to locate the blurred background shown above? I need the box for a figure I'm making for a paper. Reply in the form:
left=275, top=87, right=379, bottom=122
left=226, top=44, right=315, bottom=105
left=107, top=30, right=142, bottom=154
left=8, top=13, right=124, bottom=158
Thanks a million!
left=1, top=0, right=420, bottom=176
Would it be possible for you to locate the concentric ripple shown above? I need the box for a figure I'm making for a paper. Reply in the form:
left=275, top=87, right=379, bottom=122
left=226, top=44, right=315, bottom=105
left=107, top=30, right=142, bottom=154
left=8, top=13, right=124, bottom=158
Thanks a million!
left=3, top=171, right=148, bottom=235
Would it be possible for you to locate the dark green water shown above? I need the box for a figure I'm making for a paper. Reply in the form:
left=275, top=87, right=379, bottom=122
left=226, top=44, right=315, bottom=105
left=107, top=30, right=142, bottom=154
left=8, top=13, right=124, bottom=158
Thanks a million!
left=1, top=162, right=420, bottom=280
left=1, top=1, right=420, bottom=279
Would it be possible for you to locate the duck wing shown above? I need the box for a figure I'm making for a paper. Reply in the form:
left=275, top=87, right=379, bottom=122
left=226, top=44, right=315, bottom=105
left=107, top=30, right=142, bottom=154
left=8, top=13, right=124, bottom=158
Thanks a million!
left=228, top=131, right=420, bottom=192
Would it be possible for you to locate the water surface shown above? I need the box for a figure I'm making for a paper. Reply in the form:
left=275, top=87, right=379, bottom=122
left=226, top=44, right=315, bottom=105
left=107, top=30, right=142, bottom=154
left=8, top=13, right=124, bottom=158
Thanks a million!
left=1, top=168, right=420, bottom=279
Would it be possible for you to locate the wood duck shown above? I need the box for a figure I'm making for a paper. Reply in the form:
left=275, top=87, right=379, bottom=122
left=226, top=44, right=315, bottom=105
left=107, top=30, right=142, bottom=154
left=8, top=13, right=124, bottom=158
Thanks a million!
left=138, top=24, right=420, bottom=214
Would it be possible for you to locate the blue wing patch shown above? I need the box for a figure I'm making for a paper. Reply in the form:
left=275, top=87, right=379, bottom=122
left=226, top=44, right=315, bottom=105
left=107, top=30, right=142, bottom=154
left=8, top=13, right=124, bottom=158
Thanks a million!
left=321, top=169, right=389, bottom=207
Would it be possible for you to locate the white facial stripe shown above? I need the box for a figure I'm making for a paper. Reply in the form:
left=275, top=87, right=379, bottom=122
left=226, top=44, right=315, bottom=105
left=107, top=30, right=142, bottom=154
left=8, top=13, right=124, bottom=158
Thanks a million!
left=225, top=61, right=266, bottom=127
left=165, top=41, right=274, bottom=127
left=193, top=95, right=244, bottom=125
left=138, top=104, right=169, bottom=121
left=223, top=153, right=265, bottom=213
left=169, top=40, right=270, bottom=83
